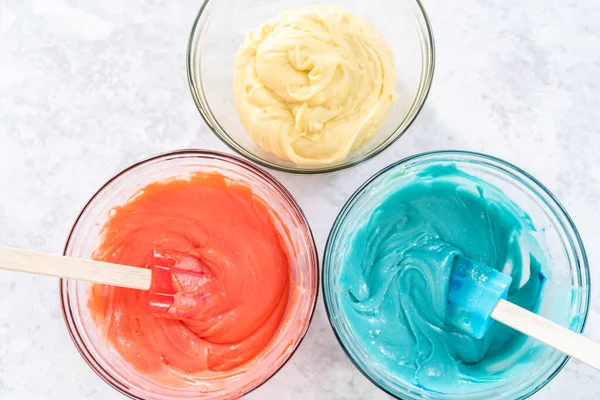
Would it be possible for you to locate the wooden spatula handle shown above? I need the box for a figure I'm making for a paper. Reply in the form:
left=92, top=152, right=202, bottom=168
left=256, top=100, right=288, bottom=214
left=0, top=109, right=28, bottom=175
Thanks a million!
left=492, top=298, right=600, bottom=370
left=0, top=246, right=151, bottom=290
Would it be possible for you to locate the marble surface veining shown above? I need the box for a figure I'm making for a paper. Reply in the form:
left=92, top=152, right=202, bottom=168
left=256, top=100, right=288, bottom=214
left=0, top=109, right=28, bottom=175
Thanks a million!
left=1, top=0, right=599, bottom=399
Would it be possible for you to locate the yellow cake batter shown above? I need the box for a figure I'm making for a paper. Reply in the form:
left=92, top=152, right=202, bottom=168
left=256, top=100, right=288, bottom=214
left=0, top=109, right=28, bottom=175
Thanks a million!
left=233, top=4, right=397, bottom=166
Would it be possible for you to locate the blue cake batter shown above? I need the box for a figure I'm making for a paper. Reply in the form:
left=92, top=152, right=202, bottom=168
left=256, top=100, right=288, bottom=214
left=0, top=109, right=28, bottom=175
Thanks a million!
left=338, top=164, right=551, bottom=393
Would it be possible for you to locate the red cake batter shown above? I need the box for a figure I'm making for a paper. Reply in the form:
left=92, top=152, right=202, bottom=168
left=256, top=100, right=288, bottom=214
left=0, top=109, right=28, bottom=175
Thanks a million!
left=88, top=172, right=292, bottom=384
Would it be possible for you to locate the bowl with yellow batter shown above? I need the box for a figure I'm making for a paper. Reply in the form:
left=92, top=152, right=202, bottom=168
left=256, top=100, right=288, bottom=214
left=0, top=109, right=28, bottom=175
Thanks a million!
left=187, top=0, right=434, bottom=173
left=60, top=150, right=319, bottom=399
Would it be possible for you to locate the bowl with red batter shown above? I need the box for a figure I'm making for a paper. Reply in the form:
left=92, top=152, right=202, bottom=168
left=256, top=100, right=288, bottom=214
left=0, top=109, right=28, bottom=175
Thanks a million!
left=60, top=150, right=319, bottom=399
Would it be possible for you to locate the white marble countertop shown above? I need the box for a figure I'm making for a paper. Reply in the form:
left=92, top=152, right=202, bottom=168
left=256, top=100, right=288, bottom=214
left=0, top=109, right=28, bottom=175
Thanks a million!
left=1, top=0, right=599, bottom=398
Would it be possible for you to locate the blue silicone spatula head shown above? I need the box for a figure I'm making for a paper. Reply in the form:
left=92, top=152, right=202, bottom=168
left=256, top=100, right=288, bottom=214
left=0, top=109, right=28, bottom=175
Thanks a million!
left=446, top=256, right=513, bottom=339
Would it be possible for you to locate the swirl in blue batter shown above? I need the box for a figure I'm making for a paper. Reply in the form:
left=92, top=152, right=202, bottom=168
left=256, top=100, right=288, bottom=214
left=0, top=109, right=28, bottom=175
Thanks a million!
left=338, top=165, right=549, bottom=393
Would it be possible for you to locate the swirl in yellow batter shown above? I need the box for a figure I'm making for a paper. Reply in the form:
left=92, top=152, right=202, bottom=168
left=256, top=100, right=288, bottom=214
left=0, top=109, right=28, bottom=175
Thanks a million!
left=233, top=4, right=397, bottom=166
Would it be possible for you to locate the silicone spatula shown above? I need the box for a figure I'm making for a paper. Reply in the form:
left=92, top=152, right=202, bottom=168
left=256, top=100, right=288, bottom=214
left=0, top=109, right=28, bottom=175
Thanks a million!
left=446, top=256, right=600, bottom=370
left=0, top=245, right=209, bottom=316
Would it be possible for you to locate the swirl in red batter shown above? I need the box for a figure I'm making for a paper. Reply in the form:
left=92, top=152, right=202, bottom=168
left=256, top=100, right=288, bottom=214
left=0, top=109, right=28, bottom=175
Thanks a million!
left=88, top=172, right=291, bottom=384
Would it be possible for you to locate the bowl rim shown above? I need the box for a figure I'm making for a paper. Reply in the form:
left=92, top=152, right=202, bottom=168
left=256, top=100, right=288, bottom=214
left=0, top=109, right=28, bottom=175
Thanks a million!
left=185, top=0, right=437, bottom=175
left=59, top=148, right=320, bottom=399
left=322, top=150, right=591, bottom=400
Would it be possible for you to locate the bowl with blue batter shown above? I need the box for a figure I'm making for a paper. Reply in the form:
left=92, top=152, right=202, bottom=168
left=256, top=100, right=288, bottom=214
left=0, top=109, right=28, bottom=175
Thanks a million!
left=323, top=151, right=590, bottom=399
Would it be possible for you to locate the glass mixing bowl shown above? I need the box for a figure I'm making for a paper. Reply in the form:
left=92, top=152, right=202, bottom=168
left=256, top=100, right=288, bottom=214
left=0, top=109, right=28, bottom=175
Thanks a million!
left=323, top=151, right=590, bottom=400
left=187, top=0, right=435, bottom=174
left=60, top=150, right=319, bottom=400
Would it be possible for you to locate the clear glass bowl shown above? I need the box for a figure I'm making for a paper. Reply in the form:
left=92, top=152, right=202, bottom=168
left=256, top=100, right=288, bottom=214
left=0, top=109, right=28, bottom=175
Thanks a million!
left=60, top=150, right=319, bottom=400
left=323, top=151, right=590, bottom=400
left=187, top=0, right=435, bottom=174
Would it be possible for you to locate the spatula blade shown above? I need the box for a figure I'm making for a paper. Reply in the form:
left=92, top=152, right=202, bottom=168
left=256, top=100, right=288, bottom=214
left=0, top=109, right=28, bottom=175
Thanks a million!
left=446, top=256, right=513, bottom=339
left=147, top=248, right=213, bottom=317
